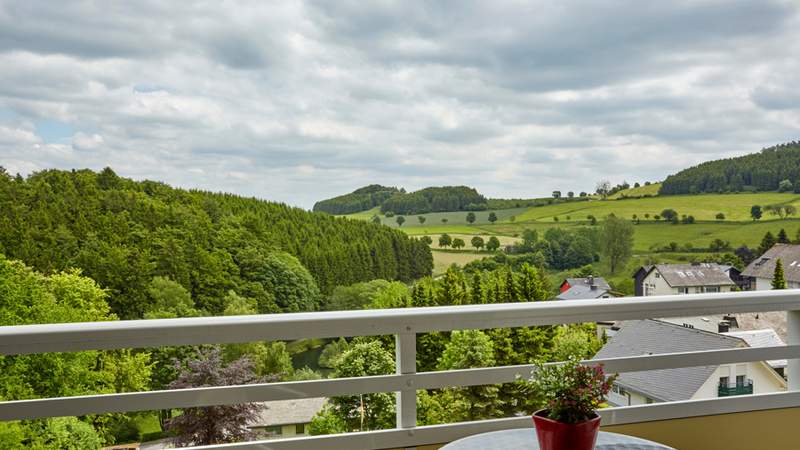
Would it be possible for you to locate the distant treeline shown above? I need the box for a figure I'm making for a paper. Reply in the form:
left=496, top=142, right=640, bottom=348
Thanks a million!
left=0, top=169, right=432, bottom=318
left=313, top=184, right=400, bottom=215
left=380, top=186, right=488, bottom=215
left=486, top=196, right=590, bottom=210
left=660, top=142, right=800, bottom=195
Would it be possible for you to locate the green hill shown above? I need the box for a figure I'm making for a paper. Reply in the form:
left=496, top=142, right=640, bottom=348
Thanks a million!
left=660, top=141, right=800, bottom=195
left=312, top=184, right=400, bottom=215
left=0, top=168, right=432, bottom=318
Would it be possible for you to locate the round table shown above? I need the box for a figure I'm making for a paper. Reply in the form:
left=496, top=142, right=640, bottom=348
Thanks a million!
left=441, top=428, right=675, bottom=450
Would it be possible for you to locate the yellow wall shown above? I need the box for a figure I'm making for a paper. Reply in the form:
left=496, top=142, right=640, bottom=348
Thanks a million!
left=603, top=407, right=800, bottom=450
left=386, top=407, right=800, bottom=450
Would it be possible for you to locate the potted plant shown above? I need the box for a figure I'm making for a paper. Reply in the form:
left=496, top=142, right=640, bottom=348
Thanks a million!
left=526, top=358, right=617, bottom=450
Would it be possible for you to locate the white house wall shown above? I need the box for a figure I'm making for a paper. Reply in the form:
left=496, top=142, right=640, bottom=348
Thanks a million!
left=641, top=270, right=676, bottom=296
left=692, top=362, right=785, bottom=400
left=754, top=277, right=800, bottom=290
left=642, top=269, right=735, bottom=296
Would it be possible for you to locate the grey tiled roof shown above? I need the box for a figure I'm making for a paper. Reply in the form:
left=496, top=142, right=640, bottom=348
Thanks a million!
left=250, top=398, right=326, bottom=427
left=593, top=319, right=745, bottom=402
left=556, top=284, right=613, bottom=300
left=564, top=277, right=612, bottom=291
left=723, top=329, right=787, bottom=369
left=653, top=263, right=735, bottom=287
left=742, top=244, right=800, bottom=283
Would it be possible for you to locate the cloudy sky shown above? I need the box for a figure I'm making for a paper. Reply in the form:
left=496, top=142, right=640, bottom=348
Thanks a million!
left=1, top=1, right=799, bottom=208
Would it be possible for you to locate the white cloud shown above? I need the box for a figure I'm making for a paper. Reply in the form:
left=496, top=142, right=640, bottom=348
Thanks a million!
left=0, top=0, right=799, bottom=208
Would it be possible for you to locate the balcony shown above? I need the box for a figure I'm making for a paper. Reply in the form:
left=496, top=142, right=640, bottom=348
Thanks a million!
left=1, top=290, right=800, bottom=450
left=718, top=380, right=754, bottom=397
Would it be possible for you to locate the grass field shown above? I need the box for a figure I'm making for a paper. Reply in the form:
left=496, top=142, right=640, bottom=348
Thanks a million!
left=513, top=192, right=800, bottom=223
left=608, top=182, right=661, bottom=199
left=431, top=250, right=488, bottom=275
left=345, top=206, right=529, bottom=227
left=425, top=233, right=521, bottom=247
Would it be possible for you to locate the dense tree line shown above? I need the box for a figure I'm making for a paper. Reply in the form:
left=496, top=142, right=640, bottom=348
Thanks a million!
left=485, top=196, right=589, bottom=210
left=310, top=264, right=603, bottom=432
left=0, top=255, right=152, bottom=447
left=660, top=142, right=800, bottom=194
left=0, top=168, right=432, bottom=318
left=312, top=185, right=400, bottom=215
left=380, top=186, right=488, bottom=215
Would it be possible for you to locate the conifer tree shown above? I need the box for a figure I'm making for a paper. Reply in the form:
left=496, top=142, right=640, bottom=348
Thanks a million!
left=470, top=272, right=485, bottom=304
left=518, top=263, right=545, bottom=302
left=772, top=259, right=787, bottom=290
left=778, top=228, right=790, bottom=244
left=758, top=231, right=777, bottom=255
left=438, top=266, right=467, bottom=305
left=504, top=269, right=521, bottom=302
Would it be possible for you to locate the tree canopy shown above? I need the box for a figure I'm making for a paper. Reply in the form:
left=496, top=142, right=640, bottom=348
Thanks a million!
left=660, top=142, right=800, bottom=194
left=0, top=168, right=431, bottom=318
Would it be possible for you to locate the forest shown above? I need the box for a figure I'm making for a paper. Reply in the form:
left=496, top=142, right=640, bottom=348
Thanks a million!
left=0, top=168, right=432, bottom=318
left=379, top=186, right=488, bottom=215
left=659, top=142, right=800, bottom=195
left=314, top=185, right=490, bottom=216
left=312, top=184, right=400, bottom=215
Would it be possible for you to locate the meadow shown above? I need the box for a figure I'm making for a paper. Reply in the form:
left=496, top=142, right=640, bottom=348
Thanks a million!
left=344, top=191, right=800, bottom=278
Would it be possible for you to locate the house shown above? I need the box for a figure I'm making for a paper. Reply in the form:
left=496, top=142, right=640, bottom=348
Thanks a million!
left=742, top=243, right=800, bottom=290
left=556, top=276, right=615, bottom=300
left=723, top=329, right=787, bottom=376
left=636, top=263, right=737, bottom=296
left=249, top=397, right=326, bottom=440
left=594, top=320, right=786, bottom=406
left=632, top=265, right=653, bottom=297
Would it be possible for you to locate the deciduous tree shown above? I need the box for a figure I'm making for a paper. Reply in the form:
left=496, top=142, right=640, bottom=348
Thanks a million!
left=601, top=215, right=634, bottom=274
left=166, top=348, right=263, bottom=447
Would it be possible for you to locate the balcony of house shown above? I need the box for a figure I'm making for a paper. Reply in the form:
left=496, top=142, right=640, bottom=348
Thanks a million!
left=1, top=290, right=800, bottom=450
left=718, top=379, right=754, bottom=397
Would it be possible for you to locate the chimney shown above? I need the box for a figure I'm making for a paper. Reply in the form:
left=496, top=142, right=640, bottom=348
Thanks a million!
left=723, top=315, right=739, bottom=330
left=718, top=321, right=730, bottom=333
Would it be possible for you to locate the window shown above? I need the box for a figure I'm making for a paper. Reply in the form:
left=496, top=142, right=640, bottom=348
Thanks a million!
left=705, top=286, right=720, bottom=293
left=655, top=272, right=661, bottom=278
left=736, top=375, right=746, bottom=387
left=678, top=287, right=689, bottom=294
left=645, top=397, right=654, bottom=404
left=719, top=376, right=730, bottom=387
left=612, top=384, right=627, bottom=396
left=263, top=426, right=282, bottom=437
left=296, top=423, right=305, bottom=434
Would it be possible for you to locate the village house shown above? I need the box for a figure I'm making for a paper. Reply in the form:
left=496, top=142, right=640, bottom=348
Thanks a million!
left=634, top=263, right=737, bottom=296
left=594, top=320, right=786, bottom=407
left=742, top=243, right=800, bottom=290
left=556, top=276, right=615, bottom=300
left=248, top=398, right=326, bottom=440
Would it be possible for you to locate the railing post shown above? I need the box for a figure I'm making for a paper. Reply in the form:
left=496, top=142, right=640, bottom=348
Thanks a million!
left=788, top=310, right=800, bottom=390
left=395, top=330, right=417, bottom=431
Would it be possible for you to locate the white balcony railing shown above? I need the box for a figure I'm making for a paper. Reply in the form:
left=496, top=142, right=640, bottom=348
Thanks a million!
left=2, top=290, right=800, bottom=449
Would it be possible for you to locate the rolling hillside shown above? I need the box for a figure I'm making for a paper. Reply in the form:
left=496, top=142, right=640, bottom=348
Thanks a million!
left=660, top=141, right=800, bottom=195
left=348, top=191, right=800, bottom=264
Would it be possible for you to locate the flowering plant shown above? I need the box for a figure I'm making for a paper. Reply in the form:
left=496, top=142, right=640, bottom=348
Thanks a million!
left=527, top=357, right=617, bottom=424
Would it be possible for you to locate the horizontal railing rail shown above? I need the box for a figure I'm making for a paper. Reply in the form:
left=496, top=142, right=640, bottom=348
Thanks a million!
left=0, top=290, right=799, bottom=450
left=1, top=290, right=798, bottom=355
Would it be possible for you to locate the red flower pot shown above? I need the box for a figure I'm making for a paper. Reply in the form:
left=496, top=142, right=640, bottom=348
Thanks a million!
left=532, top=409, right=601, bottom=450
